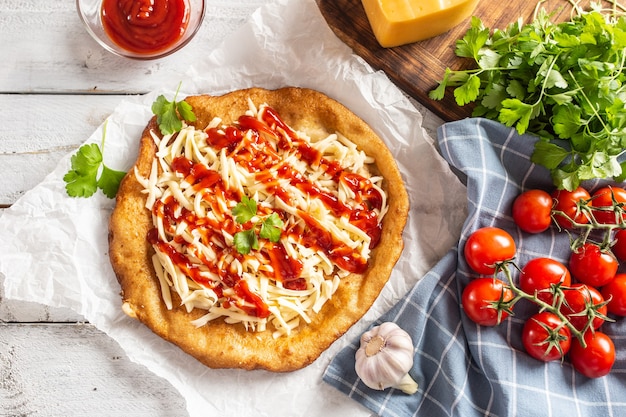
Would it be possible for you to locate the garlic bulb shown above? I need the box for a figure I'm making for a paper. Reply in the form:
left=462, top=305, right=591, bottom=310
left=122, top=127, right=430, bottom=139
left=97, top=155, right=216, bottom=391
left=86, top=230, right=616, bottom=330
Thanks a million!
left=354, top=322, right=418, bottom=395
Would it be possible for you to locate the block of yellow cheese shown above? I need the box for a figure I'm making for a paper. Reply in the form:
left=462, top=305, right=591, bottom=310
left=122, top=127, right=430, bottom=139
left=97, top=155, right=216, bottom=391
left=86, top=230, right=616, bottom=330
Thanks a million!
left=361, top=0, right=481, bottom=48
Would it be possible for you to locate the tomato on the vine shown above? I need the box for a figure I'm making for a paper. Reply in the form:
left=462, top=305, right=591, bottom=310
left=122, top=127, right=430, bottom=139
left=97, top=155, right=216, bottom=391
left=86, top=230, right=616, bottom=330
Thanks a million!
left=551, top=187, right=591, bottom=229
left=569, top=331, right=615, bottom=378
left=611, top=229, right=626, bottom=261
left=568, top=242, right=618, bottom=287
left=590, top=186, right=626, bottom=224
left=522, top=312, right=571, bottom=362
left=601, top=273, right=626, bottom=316
left=512, top=189, right=553, bottom=233
left=519, top=258, right=571, bottom=305
left=464, top=227, right=516, bottom=275
left=461, top=277, right=514, bottom=326
left=560, top=284, right=607, bottom=331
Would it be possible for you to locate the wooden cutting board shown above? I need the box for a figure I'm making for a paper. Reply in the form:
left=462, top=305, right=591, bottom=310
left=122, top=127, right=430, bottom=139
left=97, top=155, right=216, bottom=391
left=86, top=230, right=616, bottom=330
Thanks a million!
left=316, top=0, right=601, bottom=121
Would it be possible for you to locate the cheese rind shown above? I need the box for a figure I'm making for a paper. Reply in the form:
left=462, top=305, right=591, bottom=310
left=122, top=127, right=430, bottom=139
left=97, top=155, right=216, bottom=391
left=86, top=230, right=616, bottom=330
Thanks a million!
left=361, top=0, right=480, bottom=47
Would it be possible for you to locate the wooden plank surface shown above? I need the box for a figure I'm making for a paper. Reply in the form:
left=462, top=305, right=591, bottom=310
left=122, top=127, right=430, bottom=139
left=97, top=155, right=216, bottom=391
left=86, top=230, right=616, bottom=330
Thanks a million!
left=316, top=0, right=607, bottom=122
left=0, top=0, right=266, bottom=93
left=1, top=323, right=188, bottom=417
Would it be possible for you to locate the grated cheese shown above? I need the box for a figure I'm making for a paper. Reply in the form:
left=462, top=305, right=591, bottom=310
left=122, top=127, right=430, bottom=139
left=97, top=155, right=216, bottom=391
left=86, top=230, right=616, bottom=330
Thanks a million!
left=137, top=101, right=388, bottom=337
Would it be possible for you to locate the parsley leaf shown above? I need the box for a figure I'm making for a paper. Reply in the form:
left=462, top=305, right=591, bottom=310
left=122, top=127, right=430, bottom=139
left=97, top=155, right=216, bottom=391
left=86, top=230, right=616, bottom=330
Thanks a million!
left=63, top=144, right=101, bottom=197
left=152, top=82, right=197, bottom=135
left=259, top=213, right=284, bottom=243
left=428, top=69, right=451, bottom=101
left=552, top=104, right=582, bottom=139
left=530, top=141, right=570, bottom=169
left=234, top=228, right=258, bottom=255
left=454, top=73, right=482, bottom=106
left=63, top=121, right=126, bottom=199
left=455, top=16, right=490, bottom=61
left=232, top=195, right=257, bottom=224
left=97, top=165, right=127, bottom=198
left=498, top=98, right=537, bottom=134
left=232, top=197, right=284, bottom=254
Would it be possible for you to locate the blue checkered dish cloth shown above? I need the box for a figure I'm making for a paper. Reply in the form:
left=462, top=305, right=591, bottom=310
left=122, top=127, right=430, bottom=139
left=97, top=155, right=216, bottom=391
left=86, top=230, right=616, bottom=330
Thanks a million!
left=323, top=118, right=626, bottom=417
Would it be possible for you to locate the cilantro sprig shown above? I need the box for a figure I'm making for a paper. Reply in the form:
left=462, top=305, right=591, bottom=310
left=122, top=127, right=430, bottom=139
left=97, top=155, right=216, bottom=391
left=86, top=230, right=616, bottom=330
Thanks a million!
left=232, top=196, right=284, bottom=254
left=151, top=82, right=196, bottom=135
left=63, top=83, right=196, bottom=199
left=63, top=121, right=126, bottom=198
left=430, top=9, right=626, bottom=191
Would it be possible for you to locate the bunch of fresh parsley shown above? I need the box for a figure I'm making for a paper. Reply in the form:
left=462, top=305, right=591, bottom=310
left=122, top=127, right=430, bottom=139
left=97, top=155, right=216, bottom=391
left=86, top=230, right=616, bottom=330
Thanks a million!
left=232, top=196, right=284, bottom=254
left=430, top=10, right=626, bottom=191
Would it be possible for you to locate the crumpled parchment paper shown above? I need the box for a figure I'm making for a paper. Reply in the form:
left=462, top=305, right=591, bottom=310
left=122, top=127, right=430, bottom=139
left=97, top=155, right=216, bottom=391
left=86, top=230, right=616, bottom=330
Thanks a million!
left=0, top=0, right=467, bottom=415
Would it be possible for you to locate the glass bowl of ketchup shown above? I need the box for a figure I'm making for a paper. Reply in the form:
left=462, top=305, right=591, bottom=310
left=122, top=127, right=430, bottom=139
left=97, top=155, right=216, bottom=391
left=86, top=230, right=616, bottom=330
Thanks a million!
left=77, top=0, right=205, bottom=60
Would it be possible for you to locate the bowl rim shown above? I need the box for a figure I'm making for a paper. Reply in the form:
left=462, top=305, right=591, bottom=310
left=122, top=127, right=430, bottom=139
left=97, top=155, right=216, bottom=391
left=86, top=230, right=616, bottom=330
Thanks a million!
left=76, top=0, right=207, bottom=60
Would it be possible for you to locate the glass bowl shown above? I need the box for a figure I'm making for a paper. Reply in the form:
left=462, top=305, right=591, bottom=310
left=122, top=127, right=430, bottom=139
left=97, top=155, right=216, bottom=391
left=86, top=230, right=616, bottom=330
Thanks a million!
left=77, top=0, right=206, bottom=60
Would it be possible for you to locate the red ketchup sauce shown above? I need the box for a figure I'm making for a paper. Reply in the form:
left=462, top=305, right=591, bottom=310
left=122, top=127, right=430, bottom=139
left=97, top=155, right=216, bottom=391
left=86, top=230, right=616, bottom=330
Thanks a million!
left=101, top=0, right=190, bottom=55
left=150, top=106, right=384, bottom=318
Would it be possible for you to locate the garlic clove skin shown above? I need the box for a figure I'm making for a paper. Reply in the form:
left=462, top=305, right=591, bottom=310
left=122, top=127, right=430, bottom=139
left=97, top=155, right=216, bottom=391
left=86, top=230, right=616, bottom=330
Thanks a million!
left=354, top=322, right=418, bottom=394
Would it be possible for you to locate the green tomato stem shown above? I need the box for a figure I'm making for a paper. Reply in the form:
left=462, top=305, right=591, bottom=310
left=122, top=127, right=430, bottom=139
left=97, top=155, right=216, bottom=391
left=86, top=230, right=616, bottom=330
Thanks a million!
left=499, top=263, right=589, bottom=347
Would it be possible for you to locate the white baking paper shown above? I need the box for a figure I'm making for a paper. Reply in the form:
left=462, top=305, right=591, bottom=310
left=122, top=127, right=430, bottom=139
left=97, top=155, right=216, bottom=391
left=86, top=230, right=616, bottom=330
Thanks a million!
left=0, top=0, right=467, bottom=416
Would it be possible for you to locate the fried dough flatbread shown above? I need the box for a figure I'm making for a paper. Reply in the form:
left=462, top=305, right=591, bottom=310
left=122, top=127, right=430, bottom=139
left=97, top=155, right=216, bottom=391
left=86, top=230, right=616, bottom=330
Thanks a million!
left=108, top=87, right=409, bottom=371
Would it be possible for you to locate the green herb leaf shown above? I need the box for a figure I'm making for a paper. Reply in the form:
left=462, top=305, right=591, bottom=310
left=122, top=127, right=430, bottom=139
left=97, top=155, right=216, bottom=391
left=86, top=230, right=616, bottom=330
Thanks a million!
left=63, top=143, right=102, bottom=198
left=152, top=95, right=182, bottom=135
left=232, top=196, right=283, bottom=254
left=232, top=195, right=257, bottom=224
left=234, top=228, right=258, bottom=255
left=259, top=213, right=284, bottom=243
left=481, top=83, right=507, bottom=109
left=63, top=121, right=126, bottom=199
left=97, top=165, right=127, bottom=198
left=506, top=80, right=526, bottom=100
left=531, top=141, right=570, bottom=169
left=454, top=74, right=481, bottom=106
left=455, top=16, right=490, bottom=61
left=544, top=68, right=568, bottom=89
left=478, top=49, right=501, bottom=69
left=498, top=98, right=535, bottom=134
left=552, top=104, right=582, bottom=139
left=428, top=69, right=451, bottom=101
left=614, top=161, right=626, bottom=183
left=177, top=100, right=196, bottom=124
left=152, top=82, right=197, bottom=136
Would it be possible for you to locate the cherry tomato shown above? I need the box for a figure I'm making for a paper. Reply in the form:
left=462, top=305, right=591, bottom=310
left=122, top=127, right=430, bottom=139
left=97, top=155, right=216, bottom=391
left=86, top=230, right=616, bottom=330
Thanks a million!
left=568, top=242, right=618, bottom=287
left=551, top=187, right=591, bottom=229
left=522, top=311, right=571, bottom=362
left=611, top=229, right=626, bottom=261
left=461, top=277, right=514, bottom=326
left=590, top=186, right=626, bottom=224
left=601, top=273, right=626, bottom=316
left=569, top=331, right=615, bottom=378
left=512, top=189, right=553, bottom=233
left=560, top=284, right=607, bottom=331
left=519, top=258, right=571, bottom=305
left=464, top=227, right=516, bottom=275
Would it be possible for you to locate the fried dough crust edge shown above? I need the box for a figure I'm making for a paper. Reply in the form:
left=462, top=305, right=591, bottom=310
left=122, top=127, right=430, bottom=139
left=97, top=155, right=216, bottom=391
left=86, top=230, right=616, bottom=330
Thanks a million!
left=108, top=87, right=410, bottom=372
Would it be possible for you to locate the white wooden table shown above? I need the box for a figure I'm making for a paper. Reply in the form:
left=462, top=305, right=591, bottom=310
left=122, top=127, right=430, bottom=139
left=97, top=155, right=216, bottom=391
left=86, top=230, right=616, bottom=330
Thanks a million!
left=0, top=1, right=443, bottom=415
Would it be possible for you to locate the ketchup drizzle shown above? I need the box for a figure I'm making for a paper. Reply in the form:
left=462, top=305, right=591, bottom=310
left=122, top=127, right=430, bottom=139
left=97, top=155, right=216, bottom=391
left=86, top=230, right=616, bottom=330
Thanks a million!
left=150, top=105, right=384, bottom=318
